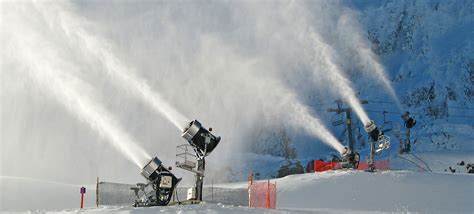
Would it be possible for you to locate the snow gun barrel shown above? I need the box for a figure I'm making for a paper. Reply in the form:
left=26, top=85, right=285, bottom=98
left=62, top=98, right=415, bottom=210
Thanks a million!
left=182, top=120, right=221, bottom=156
left=140, top=157, right=163, bottom=180
left=364, top=120, right=382, bottom=142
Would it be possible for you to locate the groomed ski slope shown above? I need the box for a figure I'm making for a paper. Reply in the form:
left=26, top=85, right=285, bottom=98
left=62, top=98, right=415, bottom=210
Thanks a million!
left=2, top=170, right=473, bottom=213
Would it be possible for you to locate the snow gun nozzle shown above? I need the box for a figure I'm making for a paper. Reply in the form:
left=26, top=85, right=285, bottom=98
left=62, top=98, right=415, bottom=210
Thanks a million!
left=341, top=146, right=351, bottom=158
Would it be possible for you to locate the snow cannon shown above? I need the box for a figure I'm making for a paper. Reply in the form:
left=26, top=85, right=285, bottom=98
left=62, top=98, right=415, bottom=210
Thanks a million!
left=364, top=120, right=390, bottom=154
left=401, top=112, right=416, bottom=129
left=364, top=120, right=381, bottom=142
left=132, top=157, right=181, bottom=207
left=340, top=146, right=360, bottom=169
left=182, top=120, right=221, bottom=156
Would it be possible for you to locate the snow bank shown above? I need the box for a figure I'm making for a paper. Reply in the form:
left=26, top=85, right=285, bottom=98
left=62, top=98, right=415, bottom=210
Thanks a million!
left=276, top=171, right=473, bottom=213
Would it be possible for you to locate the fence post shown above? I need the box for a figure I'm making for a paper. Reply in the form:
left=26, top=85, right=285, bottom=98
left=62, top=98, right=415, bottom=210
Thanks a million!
left=248, top=173, right=253, bottom=207
left=314, top=160, right=316, bottom=173
left=80, top=186, right=86, bottom=209
left=266, top=179, right=270, bottom=209
left=274, top=181, right=277, bottom=209
left=96, top=177, right=99, bottom=208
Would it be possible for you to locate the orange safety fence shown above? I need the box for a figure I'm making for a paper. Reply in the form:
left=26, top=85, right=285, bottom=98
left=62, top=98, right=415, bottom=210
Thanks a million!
left=248, top=174, right=276, bottom=209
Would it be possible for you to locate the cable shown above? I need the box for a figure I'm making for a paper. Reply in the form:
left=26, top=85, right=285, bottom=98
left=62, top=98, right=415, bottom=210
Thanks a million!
left=365, top=100, right=474, bottom=110
left=313, top=108, right=474, bottom=119
left=364, top=109, right=474, bottom=119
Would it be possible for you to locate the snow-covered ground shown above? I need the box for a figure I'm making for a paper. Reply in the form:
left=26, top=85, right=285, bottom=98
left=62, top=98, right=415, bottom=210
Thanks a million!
left=2, top=168, right=472, bottom=213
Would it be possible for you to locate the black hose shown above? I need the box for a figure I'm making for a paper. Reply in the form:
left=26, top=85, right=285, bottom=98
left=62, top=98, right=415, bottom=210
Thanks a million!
left=410, top=154, right=432, bottom=172
left=395, top=155, right=428, bottom=172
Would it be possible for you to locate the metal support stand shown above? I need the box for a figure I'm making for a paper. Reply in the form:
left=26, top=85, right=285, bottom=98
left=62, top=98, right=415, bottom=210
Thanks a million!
left=401, top=112, right=416, bottom=154
left=404, top=128, right=411, bottom=153
left=368, top=141, right=375, bottom=172
left=195, top=157, right=205, bottom=201
left=346, top=111, right=355, bottom=151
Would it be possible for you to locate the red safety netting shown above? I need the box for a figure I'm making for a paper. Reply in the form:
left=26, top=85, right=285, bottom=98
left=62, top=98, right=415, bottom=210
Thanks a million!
left=248, top=179, right=276, bottom=209
left=313, top=159, right=390, bottom=172
left=314, top=160, right=341, bottom=172
left=356, top=159, right=390, bottom=170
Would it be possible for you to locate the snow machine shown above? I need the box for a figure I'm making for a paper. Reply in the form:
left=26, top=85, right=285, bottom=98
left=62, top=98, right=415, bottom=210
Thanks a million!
left=364, top=120, right=391, bottom=171
left=340, top=146, right=360, bottom=169
left=179, top=119, right=221, bottom=201
left=132, top=157, right=181, bottom=207
left=364, top=120, right=390, bottom=154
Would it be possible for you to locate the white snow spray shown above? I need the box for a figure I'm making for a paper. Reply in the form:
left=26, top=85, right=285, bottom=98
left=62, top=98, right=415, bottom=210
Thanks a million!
left=307, top=31, right=372, bottom=126
left=337, top=13, right=403, bottom=112
left=2, top=12, right=151, bottom=168
left=33, top=2, right=190, bottom=131
left=265, top=77, right=346, bottom=154
left=290, top=102, right=345, bottom=154
left=283, top=1, right=372, bottom=126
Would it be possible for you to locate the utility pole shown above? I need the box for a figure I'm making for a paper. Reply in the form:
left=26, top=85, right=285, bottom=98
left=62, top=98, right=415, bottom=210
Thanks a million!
left=328, top=99, right=368, bottom=151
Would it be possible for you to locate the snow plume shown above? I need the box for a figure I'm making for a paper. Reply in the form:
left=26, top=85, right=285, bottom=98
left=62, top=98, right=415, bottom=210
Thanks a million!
left=1, top=5, right=151, bottom=168
left=32, top=1, right=190, bottom=131
left=2, top=0, right=382, bottom=185
left=289, top=102, right=346, bottom=154
left=276, top=1, right=372, bottom=126
left=252, top=75, right=346, bottom=155
left=336, top=9, right=403, bottom=112
left=306, top=32, right=372, bottom=126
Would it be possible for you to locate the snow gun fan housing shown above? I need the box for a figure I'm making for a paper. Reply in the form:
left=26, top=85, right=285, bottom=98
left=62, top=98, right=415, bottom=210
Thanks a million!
left=402, top=112, right=416, bottom=129
left=140, top=157, right=165, bottom=181
left=182, top=120, right=221, bottom=156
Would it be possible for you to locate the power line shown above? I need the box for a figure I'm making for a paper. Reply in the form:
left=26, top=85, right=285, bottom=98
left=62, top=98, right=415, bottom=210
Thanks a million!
left=309, top=99, right=474, bottom=110
left=313, top=108, right=474, bottom=119
left=364, top=109, right=474, bottom=119
left=365, top=100, right=474, bottom=110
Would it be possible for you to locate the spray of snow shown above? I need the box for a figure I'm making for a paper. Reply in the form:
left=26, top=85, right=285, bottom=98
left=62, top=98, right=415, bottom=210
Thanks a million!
left=260, top=76, right=346, bottom=154
left=337, top=12, right=403, bottom=111
left=2, top=12, right=151, bottom=168
left=33, top=1, right=190, bottom=131
left=283, top=1, right=372, bottom=126
left=290, top=102, right=345, bottom=154
left=308, top=33, right=372, bottom=126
